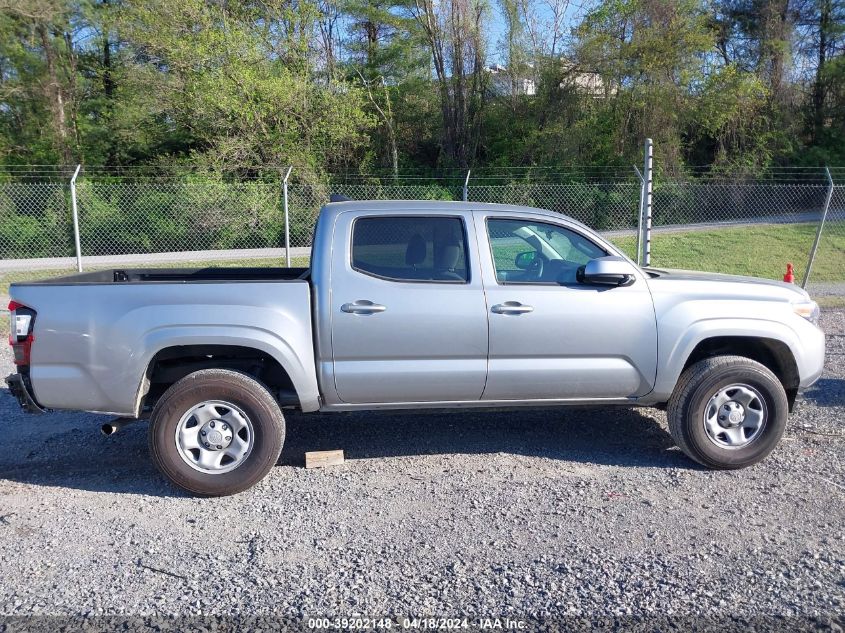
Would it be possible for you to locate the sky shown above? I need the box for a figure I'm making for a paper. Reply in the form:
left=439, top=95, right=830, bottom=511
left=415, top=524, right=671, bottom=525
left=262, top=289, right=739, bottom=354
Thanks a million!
left=485, top=0, right=594, bottom=64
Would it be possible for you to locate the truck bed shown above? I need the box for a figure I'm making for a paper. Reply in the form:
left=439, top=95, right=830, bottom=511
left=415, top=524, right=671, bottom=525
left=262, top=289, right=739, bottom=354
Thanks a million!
left=16, top=267, right=310, bottom=285
left=9, top=269, right=319, bottom=415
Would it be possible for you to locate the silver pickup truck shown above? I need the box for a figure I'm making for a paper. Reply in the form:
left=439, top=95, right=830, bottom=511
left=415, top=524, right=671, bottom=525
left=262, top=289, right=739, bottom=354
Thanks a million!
left=6, top=201, right=826, bottom=496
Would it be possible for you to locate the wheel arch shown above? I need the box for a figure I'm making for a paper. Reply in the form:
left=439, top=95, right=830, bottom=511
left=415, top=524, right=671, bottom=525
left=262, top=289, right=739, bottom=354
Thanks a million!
left=653, top=318, right=804, bottom=411
left=682, top=336, right=800, bottom=409
left=133, top=328, right=321, bottom=416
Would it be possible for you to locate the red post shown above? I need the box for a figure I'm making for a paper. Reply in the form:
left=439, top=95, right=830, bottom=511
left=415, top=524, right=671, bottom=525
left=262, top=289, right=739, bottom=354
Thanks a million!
left=783, top=263, right=794, bottom=283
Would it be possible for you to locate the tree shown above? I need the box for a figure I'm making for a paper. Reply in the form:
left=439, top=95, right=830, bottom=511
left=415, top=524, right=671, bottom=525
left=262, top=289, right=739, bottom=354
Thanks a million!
left=805, top=0, right=845, bottom=149
left=412, top=0, right=489, bottom=166
left=0, top=0, right=82, bottom=163
left=117, top=0, right=374, bottom=176
left=713, top=0, right=796, bottom=100
left=575, top=0, right=715, bottom=170
left=0, top=0, right=844, bottom=172
left=498, top=0, right=528, bottom=109
left=342, top=0, right=427, bottom=172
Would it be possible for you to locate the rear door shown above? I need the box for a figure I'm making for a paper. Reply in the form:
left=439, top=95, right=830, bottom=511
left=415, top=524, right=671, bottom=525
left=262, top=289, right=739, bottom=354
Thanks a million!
left=328, top=210, right=488, bottom=404
left=477, top=212, right=657, bottom=400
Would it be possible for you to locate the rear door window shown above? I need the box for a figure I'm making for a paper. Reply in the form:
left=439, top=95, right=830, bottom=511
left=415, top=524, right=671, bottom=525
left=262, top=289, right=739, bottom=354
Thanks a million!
left=351, top=216, right=469, bottom=283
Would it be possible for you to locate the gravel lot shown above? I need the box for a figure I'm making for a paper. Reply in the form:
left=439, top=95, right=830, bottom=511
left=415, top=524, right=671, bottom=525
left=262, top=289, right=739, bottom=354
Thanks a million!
left=0, top=312, right=843, bottom=631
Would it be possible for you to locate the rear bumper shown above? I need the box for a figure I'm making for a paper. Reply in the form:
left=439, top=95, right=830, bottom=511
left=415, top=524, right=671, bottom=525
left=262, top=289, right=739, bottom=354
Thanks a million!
left=5, top=373, right=45, bottom=414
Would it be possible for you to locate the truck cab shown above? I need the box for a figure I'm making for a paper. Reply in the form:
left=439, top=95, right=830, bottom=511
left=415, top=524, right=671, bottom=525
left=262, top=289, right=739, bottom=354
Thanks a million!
left=313, top=202, right=658, bottom=407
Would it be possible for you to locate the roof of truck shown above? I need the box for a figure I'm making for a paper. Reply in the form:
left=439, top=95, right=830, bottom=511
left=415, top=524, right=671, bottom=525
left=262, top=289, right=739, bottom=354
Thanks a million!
left=321, top=199, right=588, bottom=229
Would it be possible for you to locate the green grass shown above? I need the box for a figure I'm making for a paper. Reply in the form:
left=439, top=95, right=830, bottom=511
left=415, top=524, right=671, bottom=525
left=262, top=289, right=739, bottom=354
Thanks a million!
left=610, top=222, right=845, bottom=283
left=817, top=296, right=845, bottom=308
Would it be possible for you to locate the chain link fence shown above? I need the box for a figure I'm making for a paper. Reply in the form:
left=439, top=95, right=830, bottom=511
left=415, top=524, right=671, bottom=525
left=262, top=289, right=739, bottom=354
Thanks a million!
left=645, top=178, right=832, bottom=283
left=806, top=170, right=845, bottom=302
left=469, top=181, right=642, bottom=233
left=287, top=181, right=465, bottom=249
left=76, top=180, right=286, bottom=256
left=0, top=181, right=73, bottom=259
left=0, top=167, right=843, bottom=303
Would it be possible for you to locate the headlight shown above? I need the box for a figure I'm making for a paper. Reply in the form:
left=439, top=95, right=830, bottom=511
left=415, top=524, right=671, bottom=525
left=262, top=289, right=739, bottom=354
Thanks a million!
left=793, top=299, right=820, bottom=325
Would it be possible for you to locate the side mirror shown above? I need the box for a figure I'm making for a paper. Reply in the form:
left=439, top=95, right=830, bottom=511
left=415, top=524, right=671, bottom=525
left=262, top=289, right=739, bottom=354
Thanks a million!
left=514, top=251, right=537, bottom=269
left=576, top=256, right=637, bottom=287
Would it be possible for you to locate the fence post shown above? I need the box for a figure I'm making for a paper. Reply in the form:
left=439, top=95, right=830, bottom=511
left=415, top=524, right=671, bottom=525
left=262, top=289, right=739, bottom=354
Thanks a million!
left=802, top=166, right=834, bottom=289
left=463, top=169, right=471, bottom=202
left=640, top=139, right=653, bottom=267
left=633, top=165, right=644, bottom=266
left=69, top=164, right=83, bottom=272
left=282, top=165, right=293, bottom=268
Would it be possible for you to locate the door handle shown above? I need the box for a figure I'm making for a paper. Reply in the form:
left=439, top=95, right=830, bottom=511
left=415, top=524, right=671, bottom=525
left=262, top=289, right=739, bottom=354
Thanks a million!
left=491, top=301, right=534, bottom=315
left=341, top=300, right=387, bottom=315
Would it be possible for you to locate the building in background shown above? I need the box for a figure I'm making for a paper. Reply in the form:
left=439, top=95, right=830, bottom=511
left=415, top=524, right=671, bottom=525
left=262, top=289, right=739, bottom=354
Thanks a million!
left=485, top=63, right=537, bottom=96
left=485, top=61, right=614, bottom=98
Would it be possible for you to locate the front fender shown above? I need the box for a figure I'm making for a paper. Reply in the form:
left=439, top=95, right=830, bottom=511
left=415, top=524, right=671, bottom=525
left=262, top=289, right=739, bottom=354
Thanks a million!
left=651, top=316, right=810, bottom=402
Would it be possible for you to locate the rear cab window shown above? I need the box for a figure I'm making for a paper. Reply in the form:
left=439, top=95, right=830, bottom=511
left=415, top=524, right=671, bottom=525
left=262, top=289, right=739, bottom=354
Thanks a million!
left=351, top=216, right=469, bottom=283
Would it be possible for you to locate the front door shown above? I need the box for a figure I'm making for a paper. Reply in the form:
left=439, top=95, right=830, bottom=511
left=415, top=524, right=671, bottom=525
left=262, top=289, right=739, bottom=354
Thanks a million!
left=478, top=214, right=658, bottom=401
left=329, top=211, right=488, bottom=404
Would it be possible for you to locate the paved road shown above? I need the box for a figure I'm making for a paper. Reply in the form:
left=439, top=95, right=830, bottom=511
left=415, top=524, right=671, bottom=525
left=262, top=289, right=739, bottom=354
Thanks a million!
left=601, top=210, right=841, bottom=239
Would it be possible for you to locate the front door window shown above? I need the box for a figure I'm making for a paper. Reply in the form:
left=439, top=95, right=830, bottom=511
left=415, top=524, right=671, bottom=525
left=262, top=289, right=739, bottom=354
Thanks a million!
left=487, top=218, right=606, bottom=284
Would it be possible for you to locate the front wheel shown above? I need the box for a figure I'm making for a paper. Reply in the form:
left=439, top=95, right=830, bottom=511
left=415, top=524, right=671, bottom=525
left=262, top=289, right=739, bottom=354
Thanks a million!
left=148, top=369, right=285, bottom=496
left=667, top=355, right=788, bottom=469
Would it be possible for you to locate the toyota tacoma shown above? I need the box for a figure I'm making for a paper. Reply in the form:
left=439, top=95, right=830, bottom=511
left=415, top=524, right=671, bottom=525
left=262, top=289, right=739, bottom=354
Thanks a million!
left=5, top=201, right=825, bottom=495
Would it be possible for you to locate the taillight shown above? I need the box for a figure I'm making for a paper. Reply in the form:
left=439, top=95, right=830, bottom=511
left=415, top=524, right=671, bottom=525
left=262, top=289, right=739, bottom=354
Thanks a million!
left=8, top=300, right=36, bottom=366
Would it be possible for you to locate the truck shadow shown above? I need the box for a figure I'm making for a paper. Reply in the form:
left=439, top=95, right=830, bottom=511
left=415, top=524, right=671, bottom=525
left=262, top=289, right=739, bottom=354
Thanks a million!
left=802, top=378, right=845, bottom=407
left=0, top=391, right=692, bottom=497
left=279, top=406, right=691, bottom=470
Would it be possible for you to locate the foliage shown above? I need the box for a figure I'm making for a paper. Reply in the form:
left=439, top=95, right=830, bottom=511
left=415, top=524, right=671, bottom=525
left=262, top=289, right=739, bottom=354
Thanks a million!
left=0, top=0, right=843, bottom=171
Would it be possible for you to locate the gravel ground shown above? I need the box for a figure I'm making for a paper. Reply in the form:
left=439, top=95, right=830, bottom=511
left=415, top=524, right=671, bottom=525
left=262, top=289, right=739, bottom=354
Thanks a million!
left=0, top=313, right=843, bottom=631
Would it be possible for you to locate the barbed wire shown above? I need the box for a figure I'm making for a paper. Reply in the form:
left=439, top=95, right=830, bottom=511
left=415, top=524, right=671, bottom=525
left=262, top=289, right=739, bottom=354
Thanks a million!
left=1, top=164, right=843, bottom=185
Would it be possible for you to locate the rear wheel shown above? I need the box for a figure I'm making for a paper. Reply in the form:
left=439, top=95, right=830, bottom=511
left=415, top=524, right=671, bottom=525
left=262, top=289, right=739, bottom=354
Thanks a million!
left=667, top=355, right=788, bottom=469
left=148, top=369, right=285, bottom=496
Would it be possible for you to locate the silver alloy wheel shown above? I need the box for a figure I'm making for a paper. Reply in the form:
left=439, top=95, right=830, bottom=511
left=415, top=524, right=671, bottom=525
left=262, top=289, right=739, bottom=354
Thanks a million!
left=174, top=400, right=254, bottom=474
left=703, top=383, right=768, bottom=449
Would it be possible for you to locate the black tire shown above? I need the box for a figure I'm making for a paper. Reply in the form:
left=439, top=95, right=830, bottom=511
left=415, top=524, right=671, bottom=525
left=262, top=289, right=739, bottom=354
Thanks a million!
left=667, top=355, right=788, bottom=469
left=148, top=369, right=285, bottom=496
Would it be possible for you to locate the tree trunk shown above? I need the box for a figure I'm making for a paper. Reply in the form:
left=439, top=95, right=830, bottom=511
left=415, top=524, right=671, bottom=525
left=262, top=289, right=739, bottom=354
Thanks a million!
left=413, top=0, right=485, bottom=167
left=760, top=0, right=790, bottom=100
left=102, top=0, right=117, bottom=165
left=812, top=0, right=831, bottom=142
left=37, top=24, right=73, bottom=164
